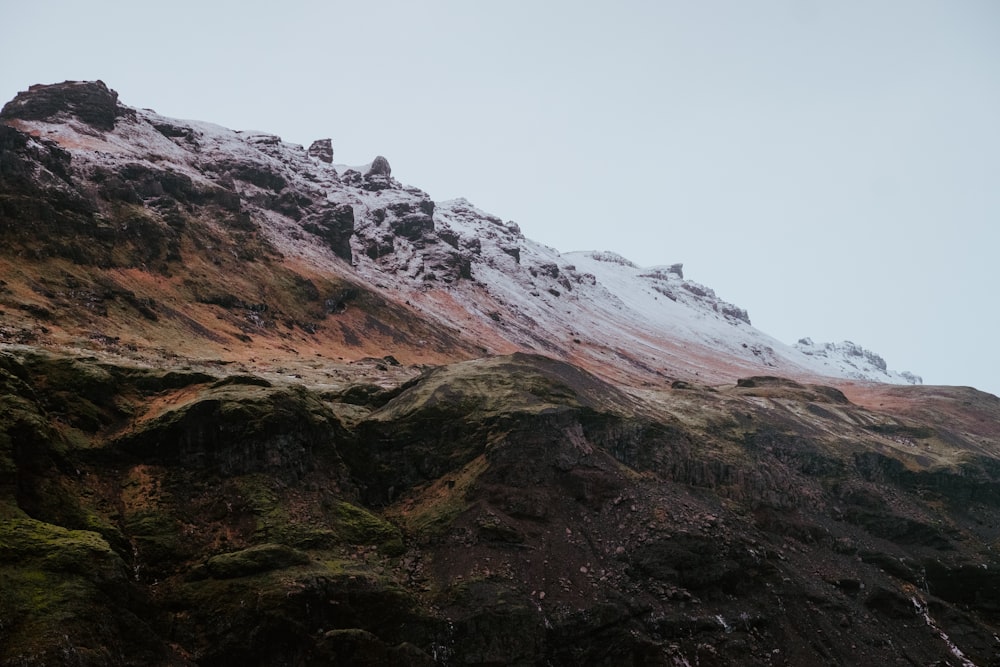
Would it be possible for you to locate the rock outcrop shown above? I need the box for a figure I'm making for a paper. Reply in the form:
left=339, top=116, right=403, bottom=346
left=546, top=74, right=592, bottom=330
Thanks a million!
left=796, top=338, right=922, bottom=384
left=0, top=80, right=129, bottom=131
left=307, top=137, right=334, bottom=163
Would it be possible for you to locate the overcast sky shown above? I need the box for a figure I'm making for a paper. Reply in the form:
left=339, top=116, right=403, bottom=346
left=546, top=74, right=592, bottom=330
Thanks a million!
left=3, top=1, right=999, bottom=396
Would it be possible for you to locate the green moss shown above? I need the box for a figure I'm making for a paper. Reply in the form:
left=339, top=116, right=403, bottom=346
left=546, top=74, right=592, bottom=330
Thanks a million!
left=0, top=561, right=134, bottom=666
left=370, top=353, right=636, bottom=424
left=0, top=517, right=128, bottom=658
left=122, top=504, right=190, bottom=567
left=228, top=475, right=331, bottom=548
left=0, top=517, right=122, bottom=575
left=395, top=455, right=487, bottom=540
left=333, top=501, right=405, bottom=555
left=230, top=476, right=401, bottom=551
left=206, top=543, right=310, bottom=579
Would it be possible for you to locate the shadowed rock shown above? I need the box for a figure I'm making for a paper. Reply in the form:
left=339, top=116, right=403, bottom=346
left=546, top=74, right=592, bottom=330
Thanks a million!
left=366, top=155, right=391, bottom=178
left=0, top=80, right=129, bottom=131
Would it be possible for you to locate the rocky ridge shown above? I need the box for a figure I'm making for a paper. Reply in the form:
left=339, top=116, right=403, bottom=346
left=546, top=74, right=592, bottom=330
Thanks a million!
left=0, top=80, right=916, bottom=389
left=0, top=81, right=995, bottom=667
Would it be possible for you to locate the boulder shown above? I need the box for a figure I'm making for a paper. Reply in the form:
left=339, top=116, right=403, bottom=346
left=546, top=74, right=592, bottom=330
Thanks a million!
left=362, top=156, right=394, bottom=191
left=365, top=155, right=391, bottom=178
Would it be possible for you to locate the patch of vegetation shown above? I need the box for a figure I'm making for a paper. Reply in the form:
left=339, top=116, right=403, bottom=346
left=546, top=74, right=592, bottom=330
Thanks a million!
left=333, top=501, right=405, bottom=555
left=393, top=455, right=488, bottom=540
left=205, top=543, right=310, bottom=579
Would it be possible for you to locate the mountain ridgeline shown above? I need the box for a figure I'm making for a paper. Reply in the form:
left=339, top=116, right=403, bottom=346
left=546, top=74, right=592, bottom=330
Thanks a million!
left=0, top=81, right=996, bottom=666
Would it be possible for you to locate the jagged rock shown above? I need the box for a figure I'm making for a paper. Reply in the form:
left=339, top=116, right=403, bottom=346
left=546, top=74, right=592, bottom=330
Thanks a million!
left=301, top=202, right=355, bottom=261
left=0, top=125, right=73, bottom=184
left=364, top=235, right=395, bottom=260
left=0, top=80, right=130, bottom=131
left=423, top=242, right=472, bottom=282
left=340, top=168, right=363, bottom=187
left=308, top=138, right=334, bottom=163
left=209, top=157, right=287, bottom=192
left=361, top=156, right=394, bottom=191
left=368, top=199, right=435, bottom=243
left=795, top=339, right=920, bottom=384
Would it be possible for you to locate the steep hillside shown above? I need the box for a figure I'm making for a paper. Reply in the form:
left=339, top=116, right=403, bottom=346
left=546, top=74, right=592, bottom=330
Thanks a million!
left=1, top=81, right=997, bottom=666
left=0, top=80, right=916, bottom=389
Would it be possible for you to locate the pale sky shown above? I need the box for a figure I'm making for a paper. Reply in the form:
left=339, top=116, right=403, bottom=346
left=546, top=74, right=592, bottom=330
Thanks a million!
left=3, top=1, right=999, bottom=397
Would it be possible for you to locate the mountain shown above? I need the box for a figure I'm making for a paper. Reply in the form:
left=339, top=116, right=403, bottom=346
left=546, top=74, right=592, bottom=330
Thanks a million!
left=0, top=80, right=918, bottom=388
left=0, top=81, right=996, bottom=666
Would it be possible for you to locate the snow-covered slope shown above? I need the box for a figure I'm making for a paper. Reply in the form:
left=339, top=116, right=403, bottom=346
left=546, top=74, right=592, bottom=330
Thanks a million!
left=345, top=187, right=921, bottom=387
left=0, top=81, right=920, bottom=388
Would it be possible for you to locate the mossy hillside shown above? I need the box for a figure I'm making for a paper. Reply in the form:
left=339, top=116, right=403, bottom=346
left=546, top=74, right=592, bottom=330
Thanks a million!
left=368, top=353, right=638, bottom=425
left=17, top=353, right=131, bottom=434
left=0, top=517, right=139, bottom=665
left=0, top=567, right=134, bottom=666
left=231, top=473, right=336, bottom=548
left=0, top=389, right=49, bottom=497
left=232, top=474, right=403, bottom=553
left=0, top=354, right=103, bottom=535
left=115, top=382, right=346, bottom=478
left=168, top=558, right=428, bottom=665
left=120, top=366, right=217, bottom=393
left=389, top=454, right=488, bottom=541
left=205, top=543, right=310, bottom=579
left=0, top=516, right=123, bottom=575
left=0, top=350, right=224, bottom=449
left=126, top=510, right=187, bottom=568
left=331, top=500, right=405, bottom=555
left=0, top=354, right=53, bottom=487
left=345, top=353, right=642, bottom=507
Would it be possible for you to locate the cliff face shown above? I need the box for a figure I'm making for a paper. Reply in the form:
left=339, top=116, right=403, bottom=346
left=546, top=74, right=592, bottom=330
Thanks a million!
left=0, top=82, right=997, bottom=666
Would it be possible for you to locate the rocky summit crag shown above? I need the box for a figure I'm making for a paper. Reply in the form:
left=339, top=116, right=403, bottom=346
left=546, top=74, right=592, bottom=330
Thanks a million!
left=0, top=81, right=997, bottom=666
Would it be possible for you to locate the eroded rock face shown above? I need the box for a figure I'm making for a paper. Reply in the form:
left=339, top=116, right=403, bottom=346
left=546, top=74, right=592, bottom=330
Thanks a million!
left=0, top=80, right=129, bottom=131
left=361, top=155, right=394, bottom=191
left=308, top=138, right=334, bottom=163
left=301, top=202, right=355, bottom=261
